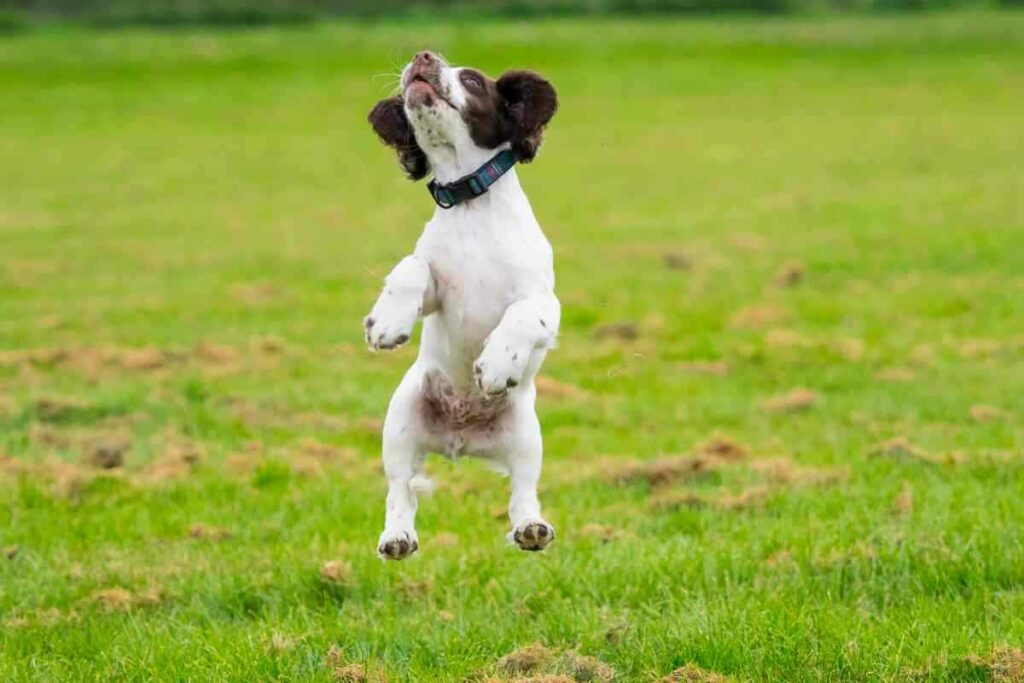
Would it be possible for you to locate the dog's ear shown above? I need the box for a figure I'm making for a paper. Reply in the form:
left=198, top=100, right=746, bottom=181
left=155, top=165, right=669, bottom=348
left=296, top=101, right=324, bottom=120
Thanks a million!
left=497, top=70, right=558, bottom=163
left=368, top=96, right=429, bottom=181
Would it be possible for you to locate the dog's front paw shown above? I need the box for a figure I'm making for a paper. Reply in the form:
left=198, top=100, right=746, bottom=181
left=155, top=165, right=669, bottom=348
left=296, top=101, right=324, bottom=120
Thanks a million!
left=364, top=297, right=421, bottom=351
left=377, top=529, right=419, bottom=560
left=510, top=519, right=555, bottom=552
left=473, top=340, right=530, bottom=395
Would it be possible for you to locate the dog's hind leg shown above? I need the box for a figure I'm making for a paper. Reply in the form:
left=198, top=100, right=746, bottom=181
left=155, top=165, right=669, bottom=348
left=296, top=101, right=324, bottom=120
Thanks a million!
left=377, top=373, right=427, bottom=560
left=505, top=402, right=555, bottom=552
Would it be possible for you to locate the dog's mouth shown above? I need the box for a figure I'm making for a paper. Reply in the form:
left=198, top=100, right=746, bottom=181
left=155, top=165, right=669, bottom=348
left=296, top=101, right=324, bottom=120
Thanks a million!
left=403, top=69, right=455, bottom=109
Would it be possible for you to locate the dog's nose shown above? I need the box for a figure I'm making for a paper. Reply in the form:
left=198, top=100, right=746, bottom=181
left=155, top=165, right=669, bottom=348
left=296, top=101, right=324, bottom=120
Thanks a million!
left=414, top=51, right=435, bottom=66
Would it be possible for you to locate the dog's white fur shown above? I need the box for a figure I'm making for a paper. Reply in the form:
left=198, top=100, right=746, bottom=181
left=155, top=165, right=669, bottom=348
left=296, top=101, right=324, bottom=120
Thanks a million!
left=366, top=55, right=559, bottom=559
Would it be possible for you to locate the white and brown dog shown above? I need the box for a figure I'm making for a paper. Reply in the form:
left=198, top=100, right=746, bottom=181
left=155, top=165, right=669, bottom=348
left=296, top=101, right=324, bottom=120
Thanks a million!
left=365, top=51, right=559, bottom=559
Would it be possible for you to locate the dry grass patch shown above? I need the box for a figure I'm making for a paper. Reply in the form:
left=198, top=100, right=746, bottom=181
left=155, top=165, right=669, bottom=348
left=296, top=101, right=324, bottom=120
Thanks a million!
left=658, top=663, right=732, bottom=682
left=729, top=304, right=787, bottom=330
left=870, top=437, right=965, bottom=465
left=609, top=456, right=717, bottom=487
left=535, top=375, right=590, bottom=400
left=764, top=328, right=813, bottom=350
left=677, top=360, right=729, bottom=376
left=188, top=523, right=232, bottom=541
left=320, top=560, right=353, bottom=586
left=89, top=585, right=162, bottom=612
left=140, top=440, right=203, bottom=483
left=970, top=404, right=1009, bottom=422
left=772, top=260, right=805, bottom=287
left=893, top=483, right=914, bottom=516
left=324, top=645, right=373, bottom=682
left=4, top=545, right=18, bottom=560
left=594, top=322, right=639, bottom=341
left=494, top=643, right=614, bottom=682
left=664, top=251, right=694, bottom=271
left=762, top=388, right=819, bottom=413
left=83, top=434, right=131, bottom=469
left=966, top=645, right=1024, bottom=683
left=875, top=367, right=916, bottom=382
left=578, top=523, right=622, bottom=543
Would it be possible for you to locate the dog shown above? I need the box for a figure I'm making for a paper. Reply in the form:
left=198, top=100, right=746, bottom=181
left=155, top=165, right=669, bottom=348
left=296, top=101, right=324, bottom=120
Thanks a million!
left=365, top=51, right=559, bottom=559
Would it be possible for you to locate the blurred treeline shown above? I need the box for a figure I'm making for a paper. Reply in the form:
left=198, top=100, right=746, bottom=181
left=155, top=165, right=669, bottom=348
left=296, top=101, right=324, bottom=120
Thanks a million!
left=3, top=0, right=1022, bottom=29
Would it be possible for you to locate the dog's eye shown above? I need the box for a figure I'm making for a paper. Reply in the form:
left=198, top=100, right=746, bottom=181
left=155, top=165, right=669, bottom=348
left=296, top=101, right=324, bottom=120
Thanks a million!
left=460, top=72, right=484, bottom=91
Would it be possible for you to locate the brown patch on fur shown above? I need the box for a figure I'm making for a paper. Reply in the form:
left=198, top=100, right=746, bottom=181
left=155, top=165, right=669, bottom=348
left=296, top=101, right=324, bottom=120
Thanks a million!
left=368, top=96, right=429, bottom=181
left=677, top=360, right=729, bottom=376
left=535, top=375, right=589, bottom=400
left=658, top=664, right=732, bottom=682
left=875, top=367, right=915, bottom=382
left=729, top=305, right=787, bottom=330
left=320, top=559, right=353, bottom=585
left=772, top=260, right=805, bottom=287
left=419, top=370, right=510, bottom=432
left=970, top=404, right=1009, bottom=422
left=188, top=523, right=231, bottom=541
left=594, top=322, right=639, bottom=341
left=496, top=70, right=558, bottom=162
left=762, top=388, right=819, bottom=413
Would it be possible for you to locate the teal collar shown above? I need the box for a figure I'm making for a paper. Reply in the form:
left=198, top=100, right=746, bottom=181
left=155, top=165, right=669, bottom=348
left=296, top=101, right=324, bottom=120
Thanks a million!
left=427, top=149, right=517, bottom=209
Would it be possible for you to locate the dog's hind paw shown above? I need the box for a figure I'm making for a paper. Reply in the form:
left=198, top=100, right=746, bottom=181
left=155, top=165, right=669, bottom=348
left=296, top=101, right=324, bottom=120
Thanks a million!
left=377, top=529, right=419, bottom=560
left=510, top=519, right=555, bottom=552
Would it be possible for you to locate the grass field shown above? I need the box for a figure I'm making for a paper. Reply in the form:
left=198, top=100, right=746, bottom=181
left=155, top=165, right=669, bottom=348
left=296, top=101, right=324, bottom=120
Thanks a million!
left=2, top=12, right=1024, bottom=681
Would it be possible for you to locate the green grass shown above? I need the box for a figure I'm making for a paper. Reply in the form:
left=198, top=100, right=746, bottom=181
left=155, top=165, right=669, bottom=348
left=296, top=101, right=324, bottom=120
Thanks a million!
left=2, top=12, right=1024, bottom=682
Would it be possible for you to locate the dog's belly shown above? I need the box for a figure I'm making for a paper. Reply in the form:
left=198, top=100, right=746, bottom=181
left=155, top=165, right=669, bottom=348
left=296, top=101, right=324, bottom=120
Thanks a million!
left=415, top=369, right=513, bottom=458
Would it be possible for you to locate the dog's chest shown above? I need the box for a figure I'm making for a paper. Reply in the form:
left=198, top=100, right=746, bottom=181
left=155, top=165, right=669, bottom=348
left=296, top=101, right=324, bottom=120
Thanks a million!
left=419, top=211, right=550, bottom=328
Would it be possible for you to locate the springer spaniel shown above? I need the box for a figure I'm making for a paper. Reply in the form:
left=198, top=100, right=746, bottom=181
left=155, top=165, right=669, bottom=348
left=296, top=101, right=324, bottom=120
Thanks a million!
left=365, top=51, right=559, bottom=559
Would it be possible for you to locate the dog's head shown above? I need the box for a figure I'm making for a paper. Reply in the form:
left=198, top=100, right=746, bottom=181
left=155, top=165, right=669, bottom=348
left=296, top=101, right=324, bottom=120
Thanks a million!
left=368, top=52, right=558, bottom=181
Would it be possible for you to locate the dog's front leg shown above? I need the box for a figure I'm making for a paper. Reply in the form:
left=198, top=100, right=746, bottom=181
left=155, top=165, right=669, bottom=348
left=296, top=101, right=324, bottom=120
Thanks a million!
left=473, top=292, right=560, bottom=395
left=364, top=255, right=437, bottom=351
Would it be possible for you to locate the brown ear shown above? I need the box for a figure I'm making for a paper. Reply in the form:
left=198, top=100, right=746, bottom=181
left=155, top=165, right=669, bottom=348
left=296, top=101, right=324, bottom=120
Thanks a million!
left=368, top=96, right=429, bottom=181
left=497, top=70, right=558, bottom=163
